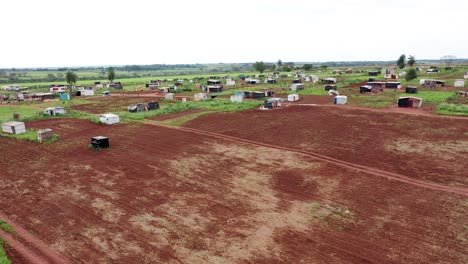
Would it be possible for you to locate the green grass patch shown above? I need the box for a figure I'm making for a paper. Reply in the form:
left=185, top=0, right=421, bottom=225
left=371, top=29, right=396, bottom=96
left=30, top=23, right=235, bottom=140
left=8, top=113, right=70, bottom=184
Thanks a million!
left=0, top=238, right=12, bottom=264
left=437, top=104, right=468, bottom=116
left=0, top=221, right=13, bottom=234
left=416, top=91, right=456, bottom=104
left=282, top=88, right=329, bottom=96
left=1, top=129, right=61, bottom=143
left=0, top=99, right=96, bottom=123
left=161, top=111, right=212, bottom=126
left=117, top=99, right=261, bottom=121
left=1, top=129, right=38, bottom=142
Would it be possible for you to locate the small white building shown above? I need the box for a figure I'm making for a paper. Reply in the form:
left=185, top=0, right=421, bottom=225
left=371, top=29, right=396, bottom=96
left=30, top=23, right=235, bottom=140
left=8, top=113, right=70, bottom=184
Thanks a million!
left=165, top=93, right=175, bottom=100
left=77, top=87, right=95, bottom=96
left=44, top=107, right=66, bottom=116
left=289, top=83, right=304, bottom=91
left=99, top=114, right=120, bottom=125
left=230, top=95, right=243, bottom=103
left=194, top=93, right=208, bottom=101
left=226, top=78, right=236, bottom=86
left=454, top=79, right=465, bottom=88
left=246, top=78, right=261, bottom=84
left=2, top=121, right=26, bottom=134
left=334, top=95, right=347, bottom=105
left=288, top=94, right=300, bottom=102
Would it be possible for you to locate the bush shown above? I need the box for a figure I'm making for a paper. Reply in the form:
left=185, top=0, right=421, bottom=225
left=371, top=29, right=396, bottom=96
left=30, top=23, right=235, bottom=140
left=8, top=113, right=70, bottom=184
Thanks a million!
left=405, top=68, right=417, bottom=81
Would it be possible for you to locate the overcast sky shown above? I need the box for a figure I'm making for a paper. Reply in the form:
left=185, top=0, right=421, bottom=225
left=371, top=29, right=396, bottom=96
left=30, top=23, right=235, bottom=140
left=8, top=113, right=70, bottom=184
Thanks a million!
left=1, top=0, right=466, bottom=68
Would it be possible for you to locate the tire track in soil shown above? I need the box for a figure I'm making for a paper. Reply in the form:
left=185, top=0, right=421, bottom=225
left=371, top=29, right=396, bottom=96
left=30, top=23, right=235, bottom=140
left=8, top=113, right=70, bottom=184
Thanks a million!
left=143, top=120, right=468, bottom=197
left=0, top=212, right=72, bottom=264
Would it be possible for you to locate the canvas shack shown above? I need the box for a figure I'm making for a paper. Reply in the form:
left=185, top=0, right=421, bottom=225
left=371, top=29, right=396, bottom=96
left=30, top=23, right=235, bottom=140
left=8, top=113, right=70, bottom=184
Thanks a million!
left=261, top=98, right=283, bottom=110
left=426, top=68, right=440, bottom=73
left=194, top=93, right=208, bottom=101
left=367, top=82, right=386, bottom=91
left=265, top=79, right=277, bottom=84
left=368, top=71, right=378, bottom=76
left=226, top=78, right=236, bottom=86
left=420, top=79, right=445, bottom=88
left=397, top=97, right=423, bottom=108
left=44, top=107, right=66, bottom=116
left=405, top=86, right=418, bottom=94
left=108, top=82, right=123, bottom=89
left=205, top=85, right=223, bottom=93
left=37, top=129, right=53, bottom=143
left=288, top=94, right=300, bottom=102
left=246, top=79, right=261, bottom=84
left=385, top=82, right=401, bottom=89
left=360, top=85, right=374, bottom=93
left=165, top=93, right=175, bottom=100
left=292, top=79, right=302, bottom=84
left=207, top=79, right=222, bottom=85
left=2, top=121, right=26, bottom=134
left=32, top=93, right=55, bottom=101
left=323, top=78, right=337, bottom=84
left=99, top=114, right=120, bottom=125
left=244, top=91, right=274, bottom=99
left=128, top=103, right=147, bottom=113
left=76, top=87, right=94, bottom=96
left=454, top=80, right=465, bottom=88
left=49, top=84, right=67, bottom=93
left=334, top=95, right=347, bottom=105
left=90, top=136, right=109, bottom=149
left=325, top=85, right=337, bottom=91
left=290, top=83, right=304, bottom=91
left=230, top=95, right=243, bottom=103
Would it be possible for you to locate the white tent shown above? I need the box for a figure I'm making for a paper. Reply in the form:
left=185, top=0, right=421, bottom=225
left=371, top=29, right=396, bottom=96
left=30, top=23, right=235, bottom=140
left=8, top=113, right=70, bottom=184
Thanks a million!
left=99, top=114, right=120, bottom=125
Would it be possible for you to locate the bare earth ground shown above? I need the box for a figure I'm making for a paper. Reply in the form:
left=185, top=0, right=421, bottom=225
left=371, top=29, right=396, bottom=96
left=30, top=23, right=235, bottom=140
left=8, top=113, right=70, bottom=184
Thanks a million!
left=186, top=105, right=468, bottom=186
left=0, top=106, right=467, bottom=263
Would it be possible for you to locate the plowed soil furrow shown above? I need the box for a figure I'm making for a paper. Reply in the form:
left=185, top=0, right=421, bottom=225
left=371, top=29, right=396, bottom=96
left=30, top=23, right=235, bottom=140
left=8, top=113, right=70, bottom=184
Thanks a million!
left=143, top=121, right=468, bottom=196
left=0, top=212, right=72, bottom=264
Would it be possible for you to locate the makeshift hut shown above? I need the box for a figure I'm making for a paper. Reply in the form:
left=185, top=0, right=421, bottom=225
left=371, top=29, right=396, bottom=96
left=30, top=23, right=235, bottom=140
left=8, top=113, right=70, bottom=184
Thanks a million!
left=385, top=82, right=401, bottom=89
left=44, top=107, right=66, bottom=116
left=290, top=83, right=304, bottom=91
left=323, top=78, right=337, bottom=84
left=90, top=136, right=109, bottom=149
left=2, top=121, right=26, bottom=134
left=194, top=93, right=208, bottom=101
left=99, top=114, right=120, bottom=125
left=325, top=85, right=337, bottom=91
left=360, top=85, right=374, bottom=94
left=454, top=80, right=465, bottom=88
left=397, top=97, right=423, bottom=108
left=288, top=94, right=300, bottom=102
left=37, top=129, right=53, bottom=143
left=334, top=95, right=347, bottom=105
left=405, top=86, right=418, bottom=94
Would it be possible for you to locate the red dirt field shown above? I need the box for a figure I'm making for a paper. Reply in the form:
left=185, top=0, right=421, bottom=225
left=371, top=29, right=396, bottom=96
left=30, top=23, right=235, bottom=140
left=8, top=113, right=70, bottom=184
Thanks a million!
left=1, top=115, right=467, bottom=263
left=185, top=105, right=468, bottom=186
left=150, top=109, right=207, bottom=121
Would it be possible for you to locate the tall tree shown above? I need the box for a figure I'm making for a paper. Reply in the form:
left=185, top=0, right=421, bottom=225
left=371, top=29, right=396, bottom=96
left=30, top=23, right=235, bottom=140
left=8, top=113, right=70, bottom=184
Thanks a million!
left=108, top=67, right=116, bottom=83
left=253, top=61, right=266, bottom=73
left=277, top=59, right=282, bottom=67
left=407, top=55, right=416, bottom=67
left=303, top=64, right=313, bottom=71
left=397, top=54, right=406, bottom=69
left=65, top=70, right=78, bottom=97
